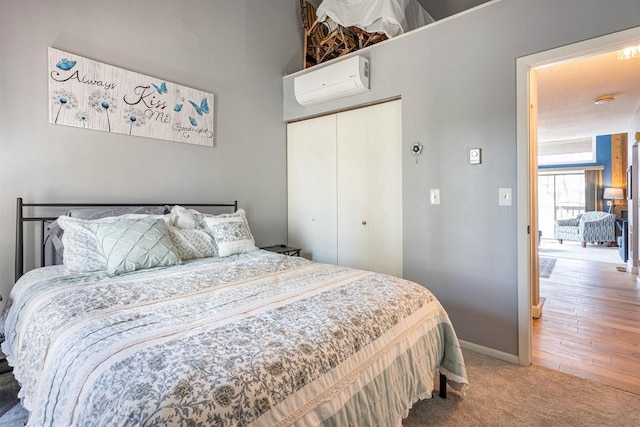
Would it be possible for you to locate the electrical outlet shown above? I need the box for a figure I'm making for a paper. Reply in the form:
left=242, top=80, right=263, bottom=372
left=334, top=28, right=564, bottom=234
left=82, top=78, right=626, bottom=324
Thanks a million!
left=430, top=189, right=440, bottom=205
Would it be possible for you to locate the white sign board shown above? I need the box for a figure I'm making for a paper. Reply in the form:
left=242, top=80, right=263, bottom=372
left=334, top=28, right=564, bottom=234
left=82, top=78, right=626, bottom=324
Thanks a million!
left=48, top=47, right=214, bottom=147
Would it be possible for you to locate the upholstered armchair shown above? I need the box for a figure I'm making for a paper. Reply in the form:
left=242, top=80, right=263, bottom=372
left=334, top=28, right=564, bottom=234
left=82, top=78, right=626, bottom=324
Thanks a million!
left=554, top=211, right=616, bottom=248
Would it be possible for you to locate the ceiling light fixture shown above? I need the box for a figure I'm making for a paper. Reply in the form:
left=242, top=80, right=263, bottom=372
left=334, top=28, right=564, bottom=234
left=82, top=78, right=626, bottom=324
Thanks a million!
left=594, top=95, right=614, bottom=105
left=618, top=44, right=640, bottom=60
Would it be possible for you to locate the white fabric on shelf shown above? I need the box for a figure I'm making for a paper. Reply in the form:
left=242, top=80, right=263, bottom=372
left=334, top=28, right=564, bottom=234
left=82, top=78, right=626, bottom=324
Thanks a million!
left=316, top=0, right=435, bottom=38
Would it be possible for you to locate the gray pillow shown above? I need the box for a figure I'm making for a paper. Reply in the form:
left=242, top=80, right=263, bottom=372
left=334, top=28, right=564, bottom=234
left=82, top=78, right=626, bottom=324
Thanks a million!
left=68, top=206, right=167, bottom=220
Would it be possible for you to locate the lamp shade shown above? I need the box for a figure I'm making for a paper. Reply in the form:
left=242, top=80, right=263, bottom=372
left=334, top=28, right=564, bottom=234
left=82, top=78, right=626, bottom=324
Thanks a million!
left=603, top=187, right=624, bottom=200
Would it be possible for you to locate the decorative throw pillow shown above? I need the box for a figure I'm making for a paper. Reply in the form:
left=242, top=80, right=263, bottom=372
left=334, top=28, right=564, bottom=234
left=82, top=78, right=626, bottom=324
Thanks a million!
left=167, top=225, right=216, bottom=261
left=169, top=205, right=202, bottom=230
left=93, top=218, right=181, bottom=275
left=59, top=217, right=105, bottom=272
left=57, top=214, right=172, bottom=272
left=49, top=206, right=168, bottom=263
left=201, top=209, right=258, bottom=257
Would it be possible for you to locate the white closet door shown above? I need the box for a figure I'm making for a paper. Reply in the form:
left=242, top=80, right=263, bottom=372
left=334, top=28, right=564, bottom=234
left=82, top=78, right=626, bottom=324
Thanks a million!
left=337, top=107, right=370, bottom=270
left=337, top=100, right=402, bottom=277
left=366, top=100, right=402, bottom=277
left=287, top=116, right=338, bottom=263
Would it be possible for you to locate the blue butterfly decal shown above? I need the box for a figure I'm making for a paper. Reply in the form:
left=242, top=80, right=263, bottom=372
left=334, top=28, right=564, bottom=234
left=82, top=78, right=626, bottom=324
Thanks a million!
left=56, top=58, right=76, bottom=71
left=174, top=104, right=183, bottom=112
left=189, top=116, right=198, bottom=126
left=189, top=98, right=209, bottom=116
left=152, top=82, right=167, bottom=94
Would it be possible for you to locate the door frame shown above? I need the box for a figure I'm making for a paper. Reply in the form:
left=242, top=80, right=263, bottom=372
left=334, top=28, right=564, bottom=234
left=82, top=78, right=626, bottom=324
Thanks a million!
left=516, top=26, right=640, bottom=366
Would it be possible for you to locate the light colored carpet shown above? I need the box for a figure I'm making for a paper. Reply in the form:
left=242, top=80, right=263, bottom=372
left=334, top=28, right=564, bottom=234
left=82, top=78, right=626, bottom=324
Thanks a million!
left=404, top=349, right=640, bottom=426
left=2, top=349, right=639, bottom=426
left=538, top=256, right=556, bottom=278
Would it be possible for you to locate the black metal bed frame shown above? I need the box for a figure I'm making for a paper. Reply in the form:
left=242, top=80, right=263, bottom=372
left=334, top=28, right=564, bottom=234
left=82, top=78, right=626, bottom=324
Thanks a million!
left=14, top=197, right=237, bottom=282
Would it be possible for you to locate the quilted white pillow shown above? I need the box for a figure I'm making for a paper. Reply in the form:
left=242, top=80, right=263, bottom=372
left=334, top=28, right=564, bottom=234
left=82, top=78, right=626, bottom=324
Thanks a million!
left=57, top=214, right=171, bottom=272
left=93, top=218, right=181, bottom=275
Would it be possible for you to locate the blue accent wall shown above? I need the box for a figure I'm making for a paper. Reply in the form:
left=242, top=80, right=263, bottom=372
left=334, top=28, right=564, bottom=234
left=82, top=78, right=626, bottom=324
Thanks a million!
left=597, top=135, right=612, bottom=188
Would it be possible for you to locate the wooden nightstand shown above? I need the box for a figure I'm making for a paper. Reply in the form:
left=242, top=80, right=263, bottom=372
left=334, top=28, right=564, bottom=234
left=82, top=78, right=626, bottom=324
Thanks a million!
left=261, top=245, right=301, bottom=257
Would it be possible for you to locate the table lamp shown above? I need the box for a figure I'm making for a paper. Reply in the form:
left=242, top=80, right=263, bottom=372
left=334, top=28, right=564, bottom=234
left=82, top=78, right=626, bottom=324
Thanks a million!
left=603, top=187, right=624, bottom=214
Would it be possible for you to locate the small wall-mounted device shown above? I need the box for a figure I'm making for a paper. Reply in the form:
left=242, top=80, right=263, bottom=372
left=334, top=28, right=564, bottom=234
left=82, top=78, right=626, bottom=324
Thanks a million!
left=412, top=143, right=423, bottom=163
left=469, top=148, right=481, bottom=165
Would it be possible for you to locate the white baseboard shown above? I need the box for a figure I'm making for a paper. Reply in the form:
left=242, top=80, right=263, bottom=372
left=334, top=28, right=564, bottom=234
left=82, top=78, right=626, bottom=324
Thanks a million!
left=459, top=340, right=520, bottom=365
left=626, top=259, right=636, bottom=274
left=531, top=299, right=544, bottom=319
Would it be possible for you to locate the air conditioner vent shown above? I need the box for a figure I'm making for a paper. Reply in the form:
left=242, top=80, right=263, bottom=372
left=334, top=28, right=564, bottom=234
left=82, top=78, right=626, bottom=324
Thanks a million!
left=294, top=56, right=370, bottom=106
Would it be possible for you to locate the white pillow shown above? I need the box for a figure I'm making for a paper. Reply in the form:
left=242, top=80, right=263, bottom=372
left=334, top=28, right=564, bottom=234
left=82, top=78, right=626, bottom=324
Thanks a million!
left=201, top=209, right=258, bottom=257
left=169, top=205, right=201, bottom=230
left=57, top=214, right=172, bottom=272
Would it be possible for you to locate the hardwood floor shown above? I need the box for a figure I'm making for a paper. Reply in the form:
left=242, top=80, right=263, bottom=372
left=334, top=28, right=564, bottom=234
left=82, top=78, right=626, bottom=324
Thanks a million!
left=533, top=256, right=640, bottom=395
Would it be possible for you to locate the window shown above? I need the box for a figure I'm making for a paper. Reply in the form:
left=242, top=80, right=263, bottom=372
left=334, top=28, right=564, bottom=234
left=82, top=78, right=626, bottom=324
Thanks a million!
left=538, top=172, right=586, bottom=239
left=538, top=137, right=595, bottom=165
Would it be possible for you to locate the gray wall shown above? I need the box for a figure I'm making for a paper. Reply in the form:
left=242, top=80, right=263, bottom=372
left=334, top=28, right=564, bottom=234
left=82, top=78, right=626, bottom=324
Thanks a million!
left=283, top=0, right=640, bottom=355
left=0, top=0, right=302, bottom=309
left=418, top=0, right=490, bottom=20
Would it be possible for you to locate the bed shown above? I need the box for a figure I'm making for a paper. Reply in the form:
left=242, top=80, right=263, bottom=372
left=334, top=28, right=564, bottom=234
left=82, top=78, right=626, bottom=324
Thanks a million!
left=2, top=198, right=468, bottom=426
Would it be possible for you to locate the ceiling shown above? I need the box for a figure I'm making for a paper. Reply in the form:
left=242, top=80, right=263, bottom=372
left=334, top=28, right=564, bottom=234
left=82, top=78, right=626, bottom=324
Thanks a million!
left=536, top=46, right=640, bottom=143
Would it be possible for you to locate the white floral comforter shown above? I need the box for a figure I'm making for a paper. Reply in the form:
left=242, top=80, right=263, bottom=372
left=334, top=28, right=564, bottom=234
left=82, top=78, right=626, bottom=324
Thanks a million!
left=2, top=251, right=468, bottom=426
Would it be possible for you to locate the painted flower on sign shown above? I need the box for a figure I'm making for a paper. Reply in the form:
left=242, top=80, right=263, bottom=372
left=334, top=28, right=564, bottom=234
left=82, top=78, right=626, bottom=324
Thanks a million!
left=123, top=107, right=146, bottom=135
left=51, top=89, right=78, bottom=124
left=88, top=90, right=118, bottom=132
left=75, top=111, right=89, bottom=128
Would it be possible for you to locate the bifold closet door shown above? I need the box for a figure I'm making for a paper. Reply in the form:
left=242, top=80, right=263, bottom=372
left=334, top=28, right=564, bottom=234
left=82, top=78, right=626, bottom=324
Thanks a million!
left=337, top=100, right=402, bottom=277
left=287, top=115, right=338, bottom=263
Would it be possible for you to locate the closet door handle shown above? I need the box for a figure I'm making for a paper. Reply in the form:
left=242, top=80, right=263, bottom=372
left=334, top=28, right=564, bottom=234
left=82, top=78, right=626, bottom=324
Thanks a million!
left=362, top=221, right=367, bottom=225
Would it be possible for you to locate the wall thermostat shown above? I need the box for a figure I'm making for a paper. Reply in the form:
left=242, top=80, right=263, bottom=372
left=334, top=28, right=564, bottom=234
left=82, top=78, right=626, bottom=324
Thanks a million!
left=469, top=148, right=481, bottom=165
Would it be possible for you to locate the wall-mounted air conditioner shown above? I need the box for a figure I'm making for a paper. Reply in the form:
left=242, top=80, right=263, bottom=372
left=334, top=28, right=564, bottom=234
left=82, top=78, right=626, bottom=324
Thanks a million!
left=294, top=56, right=369, bottom=106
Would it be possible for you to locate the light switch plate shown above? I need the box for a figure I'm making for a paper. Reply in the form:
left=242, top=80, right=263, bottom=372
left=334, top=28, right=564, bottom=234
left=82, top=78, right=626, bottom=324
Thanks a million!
left=430, top=189, right=440, bottom=205
left=499, top=188, right=512, bottom=206
left=469, top=148, right=481, bottom=164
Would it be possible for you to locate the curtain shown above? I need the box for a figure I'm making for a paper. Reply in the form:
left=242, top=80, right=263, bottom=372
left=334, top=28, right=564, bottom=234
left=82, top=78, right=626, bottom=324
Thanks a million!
left=585, top=169, right=602, bottom=211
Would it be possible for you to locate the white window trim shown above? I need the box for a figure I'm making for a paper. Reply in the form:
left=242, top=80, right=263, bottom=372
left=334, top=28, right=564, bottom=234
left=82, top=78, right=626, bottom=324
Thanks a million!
left=537, top=136, right=596, bottom=166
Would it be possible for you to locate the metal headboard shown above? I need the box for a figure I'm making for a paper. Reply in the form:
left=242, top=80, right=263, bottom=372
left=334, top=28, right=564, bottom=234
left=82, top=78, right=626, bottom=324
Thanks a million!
left=15, top=197, right=238, bottom=282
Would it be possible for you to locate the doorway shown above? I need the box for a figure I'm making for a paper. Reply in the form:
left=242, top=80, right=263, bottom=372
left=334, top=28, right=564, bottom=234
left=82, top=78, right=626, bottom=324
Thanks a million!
left=516, top=27, right=640, bottom=372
